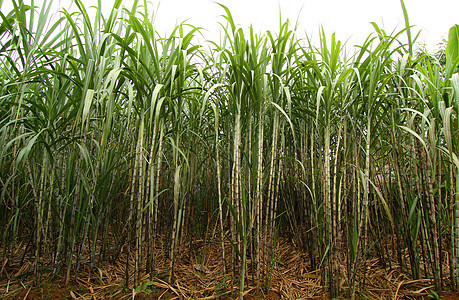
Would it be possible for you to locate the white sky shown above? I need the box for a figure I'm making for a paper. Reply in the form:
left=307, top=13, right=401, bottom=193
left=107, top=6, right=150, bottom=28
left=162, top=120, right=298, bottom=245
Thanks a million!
left=3, top=0, right=459, bottom=51
left=150, top=0, right=457, bottom=47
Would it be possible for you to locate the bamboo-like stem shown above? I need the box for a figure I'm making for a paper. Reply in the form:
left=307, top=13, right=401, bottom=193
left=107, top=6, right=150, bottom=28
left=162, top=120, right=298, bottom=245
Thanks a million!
left=234, top=110, right=243, bottom=296
left=265, top=112, right=279, bottom=281
left=214, top=107, right=226, bottom=276
left=125, top=118, right=143, bottom=288
left=34, top=153, right=47, bottom=279
left=135, top=117, right=146, bottom=285
left=255, top=112, right=263, bottom=287
left=146, top=124, right=156, bottom=276
left=231, top=109, right=242, bottom=281
left=324, top=123, right=335, bottom=295
left=153, top=125, right=164, bottom=275
left=331, top=123, right=343, bottom=291
left=169, top=165, right=182, bottom=282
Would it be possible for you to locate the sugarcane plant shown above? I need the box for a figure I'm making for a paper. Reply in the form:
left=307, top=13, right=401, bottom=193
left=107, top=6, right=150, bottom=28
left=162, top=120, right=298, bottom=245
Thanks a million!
left=1, top=0, right=459, bottom=298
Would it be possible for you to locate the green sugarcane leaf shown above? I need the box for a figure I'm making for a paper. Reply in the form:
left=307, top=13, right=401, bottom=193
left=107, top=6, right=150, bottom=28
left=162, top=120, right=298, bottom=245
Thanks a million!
left=15, top=129, right=45, bottom=166
left=368, top=179, right=395, bottom=231
left=446, top=25, right=459, bottom=78
left=399, top=0, right=412, bottom=55
left=398, top=125, right=429, bottom=155
left=82, top=89, right=95, bottom=127
left=451, top=73, right=459, bottom=105
left=149, top=84, right=164, bottom=129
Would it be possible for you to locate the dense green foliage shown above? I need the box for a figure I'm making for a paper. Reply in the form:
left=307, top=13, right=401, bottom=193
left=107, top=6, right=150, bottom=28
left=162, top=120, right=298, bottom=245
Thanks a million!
left=0, top=0, right=458, bottom=297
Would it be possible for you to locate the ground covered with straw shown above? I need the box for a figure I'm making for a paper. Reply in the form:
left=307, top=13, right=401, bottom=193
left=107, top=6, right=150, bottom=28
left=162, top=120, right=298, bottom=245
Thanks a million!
left=1, top=236, right=458, bottom=299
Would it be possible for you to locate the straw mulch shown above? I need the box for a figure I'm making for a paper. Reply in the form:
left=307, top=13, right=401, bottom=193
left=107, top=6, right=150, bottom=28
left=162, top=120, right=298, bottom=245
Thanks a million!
left=0, top=236, right=456, bottom=299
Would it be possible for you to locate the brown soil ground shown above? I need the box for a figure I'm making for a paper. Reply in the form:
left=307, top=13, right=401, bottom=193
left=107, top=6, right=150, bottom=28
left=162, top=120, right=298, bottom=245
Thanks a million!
left=0, top=236, right=457, bottom=299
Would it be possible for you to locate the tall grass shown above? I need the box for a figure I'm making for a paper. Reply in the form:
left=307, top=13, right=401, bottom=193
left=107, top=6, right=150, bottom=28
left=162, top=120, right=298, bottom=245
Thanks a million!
left=0, top=0, right=458, bottom=298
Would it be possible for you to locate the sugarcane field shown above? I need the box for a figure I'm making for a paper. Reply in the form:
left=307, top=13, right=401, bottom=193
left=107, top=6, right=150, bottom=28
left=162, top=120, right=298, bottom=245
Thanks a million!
left=1, top=0, right=459, bottom=299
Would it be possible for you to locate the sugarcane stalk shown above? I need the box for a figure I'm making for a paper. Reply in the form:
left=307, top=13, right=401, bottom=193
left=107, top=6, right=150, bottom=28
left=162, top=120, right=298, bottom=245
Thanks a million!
left=169, top=165, right=182, bottom=282
left=213, top=103, right=227, bottom=275
left=135, top=116, right=146, bottom=285
left=255, top=112, right=263, bottom=286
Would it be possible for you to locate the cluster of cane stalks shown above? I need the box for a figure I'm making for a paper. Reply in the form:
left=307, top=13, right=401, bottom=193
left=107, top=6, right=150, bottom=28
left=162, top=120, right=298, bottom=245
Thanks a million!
left=1, top=0, right=458, bottom=298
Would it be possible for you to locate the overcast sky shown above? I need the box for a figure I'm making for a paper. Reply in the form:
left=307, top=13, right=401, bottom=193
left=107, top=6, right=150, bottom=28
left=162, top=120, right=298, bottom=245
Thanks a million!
left=4, top=0, right=459, bottom=51
left=151, top=0, right=457, bottom=47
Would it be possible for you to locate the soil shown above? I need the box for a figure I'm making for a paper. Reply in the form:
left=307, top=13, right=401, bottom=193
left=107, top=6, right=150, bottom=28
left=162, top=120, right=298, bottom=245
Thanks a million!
left=441, top=292, right=459, bottom=300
